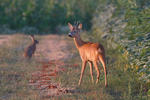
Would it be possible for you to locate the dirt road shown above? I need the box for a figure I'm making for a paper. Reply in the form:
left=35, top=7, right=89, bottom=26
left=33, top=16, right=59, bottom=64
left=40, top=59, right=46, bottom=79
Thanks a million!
left=30, top=34, right=77, bottom=97
left=36, top=34, right=72, bottom=61
left=0, top=35, right=12, bottom=46
left=0, top=34, right=76, bottom=98
left=0, top=34, right=73, bottom=61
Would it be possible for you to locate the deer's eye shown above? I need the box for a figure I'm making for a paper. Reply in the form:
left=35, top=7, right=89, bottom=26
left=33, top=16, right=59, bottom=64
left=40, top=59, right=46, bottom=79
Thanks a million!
left=70, top=31, right=75, bottom=34
left=73, top=30, right=77, bottom=33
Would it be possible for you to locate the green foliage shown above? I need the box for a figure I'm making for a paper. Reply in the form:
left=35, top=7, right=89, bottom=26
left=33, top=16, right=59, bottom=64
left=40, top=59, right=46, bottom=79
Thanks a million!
left=0, top=0, right=99, bottom=32
left=91, top=0, right=150, bottom=83
left=118, top=0, right=150, bottom=83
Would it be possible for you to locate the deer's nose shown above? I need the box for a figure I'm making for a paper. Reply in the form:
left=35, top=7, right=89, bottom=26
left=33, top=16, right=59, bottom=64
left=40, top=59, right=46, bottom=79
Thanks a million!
left=68, top=33, right=73, bottom=37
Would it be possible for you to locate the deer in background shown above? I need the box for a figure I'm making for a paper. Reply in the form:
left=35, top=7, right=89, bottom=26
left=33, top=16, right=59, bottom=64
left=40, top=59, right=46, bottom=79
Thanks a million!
left=68, top=23, right=107, bottom=87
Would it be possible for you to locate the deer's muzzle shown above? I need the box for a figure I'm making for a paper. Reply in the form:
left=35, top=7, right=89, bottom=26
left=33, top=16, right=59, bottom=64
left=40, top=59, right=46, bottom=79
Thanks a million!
left=68, top=33, right=73, bottom=38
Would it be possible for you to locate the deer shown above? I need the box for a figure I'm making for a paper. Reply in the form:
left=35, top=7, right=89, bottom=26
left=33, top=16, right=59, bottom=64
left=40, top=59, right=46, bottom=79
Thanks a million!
left=68, top=22, right=107, bottom=87
left=23, top=35, right=39, bottom=58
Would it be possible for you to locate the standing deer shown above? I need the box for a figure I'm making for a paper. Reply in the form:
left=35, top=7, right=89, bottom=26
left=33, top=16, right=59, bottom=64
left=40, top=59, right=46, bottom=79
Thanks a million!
left=23, top=35, right=39, bottom=58
left=68, top=23, right=107, bottom=87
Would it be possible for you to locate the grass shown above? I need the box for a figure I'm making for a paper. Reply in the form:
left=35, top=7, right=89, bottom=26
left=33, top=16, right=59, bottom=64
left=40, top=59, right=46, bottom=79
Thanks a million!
left=0, top=34, right=41, bottom=100
left=53, top=33, right=149, bottom=100
left=0, top=34, right=149, bottom=100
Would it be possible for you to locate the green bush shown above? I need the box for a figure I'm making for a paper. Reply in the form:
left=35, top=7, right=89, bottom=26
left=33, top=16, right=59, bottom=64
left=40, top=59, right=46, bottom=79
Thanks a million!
left=91, top=0, right=150, bottom=87
left=0, top=0, right=100, bottom=33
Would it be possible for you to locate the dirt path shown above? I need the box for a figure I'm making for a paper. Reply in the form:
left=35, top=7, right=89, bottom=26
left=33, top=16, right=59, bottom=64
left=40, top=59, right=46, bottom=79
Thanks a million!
left=35, top=35, right=72, bottom=61
left=0, top=34, right=72, bottom=60
left=30, top=34, right=77, bottom=97
left=0, top=34, right=76, bottom=98
left=0, top=35, right=12, bottom=46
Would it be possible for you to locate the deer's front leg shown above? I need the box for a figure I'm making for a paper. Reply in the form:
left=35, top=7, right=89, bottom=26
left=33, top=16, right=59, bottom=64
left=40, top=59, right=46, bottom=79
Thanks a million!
left=88, top=61, right=94, bottom=83
left=78, top=61, right=87, bottom=86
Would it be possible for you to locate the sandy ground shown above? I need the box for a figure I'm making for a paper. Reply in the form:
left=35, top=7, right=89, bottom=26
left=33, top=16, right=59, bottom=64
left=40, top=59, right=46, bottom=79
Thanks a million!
left=0, top=35, right=12, bottom=46
left=0, top=34, right=76, bottom=98
left=30, top=35, right=76, bottom=97
left=0, top=34, right=73, bottom=61
left=35, top=34, right=73, bottom=61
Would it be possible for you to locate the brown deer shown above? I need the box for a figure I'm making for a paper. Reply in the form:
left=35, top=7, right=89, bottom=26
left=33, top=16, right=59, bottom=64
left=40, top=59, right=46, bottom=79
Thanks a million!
left=68, top=23, right=107, bottom=87
left=23, top=35, right=39, bottom=58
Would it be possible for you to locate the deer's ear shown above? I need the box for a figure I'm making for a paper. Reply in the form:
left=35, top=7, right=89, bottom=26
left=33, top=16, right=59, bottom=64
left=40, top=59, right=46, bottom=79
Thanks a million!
left=68, top=23, right=73, bottom=31
left=78, top=23, right=82, bottom=29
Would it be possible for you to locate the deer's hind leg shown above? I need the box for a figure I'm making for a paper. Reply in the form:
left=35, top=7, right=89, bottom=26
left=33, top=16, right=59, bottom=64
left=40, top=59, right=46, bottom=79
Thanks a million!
left=88, top=61, right=94, bottom=83
left=99, top=54, right=107, bottom=87
left=93, top=61, right=100, bottom=84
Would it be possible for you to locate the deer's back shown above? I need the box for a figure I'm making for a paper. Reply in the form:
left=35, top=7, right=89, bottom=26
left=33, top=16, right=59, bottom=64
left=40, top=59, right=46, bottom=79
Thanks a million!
left=79, top=42, right=104, bottom=61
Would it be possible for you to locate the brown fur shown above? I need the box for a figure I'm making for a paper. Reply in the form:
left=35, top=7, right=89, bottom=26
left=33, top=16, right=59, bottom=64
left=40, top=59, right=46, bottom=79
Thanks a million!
left=23, top=35, right=39, bottom=58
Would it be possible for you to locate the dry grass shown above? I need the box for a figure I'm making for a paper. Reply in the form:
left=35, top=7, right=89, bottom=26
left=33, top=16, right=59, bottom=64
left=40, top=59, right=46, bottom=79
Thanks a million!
left=0, top=34, right=41, bottom=100
left=0, top=34, right=149, bottom=100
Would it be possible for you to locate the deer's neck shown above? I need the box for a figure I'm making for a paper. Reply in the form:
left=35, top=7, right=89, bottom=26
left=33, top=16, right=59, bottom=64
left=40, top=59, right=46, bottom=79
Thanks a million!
left=74, top=35, right=85, bottom=49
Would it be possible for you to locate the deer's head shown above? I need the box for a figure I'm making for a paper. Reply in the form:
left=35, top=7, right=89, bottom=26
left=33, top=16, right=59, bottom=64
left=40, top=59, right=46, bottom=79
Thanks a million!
left=68, top=22, right=82, bottom=38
